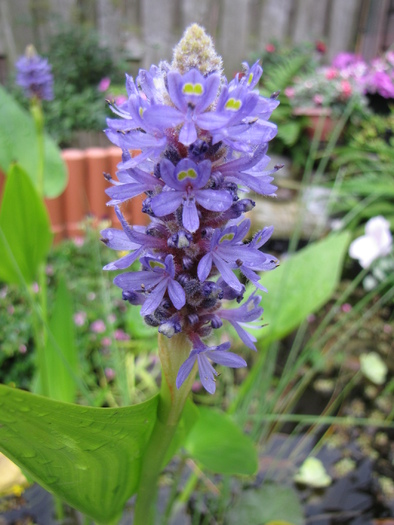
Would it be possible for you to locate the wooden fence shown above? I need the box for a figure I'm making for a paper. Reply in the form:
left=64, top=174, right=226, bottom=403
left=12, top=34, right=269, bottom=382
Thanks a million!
left=1, top=0, right=391, bottom=79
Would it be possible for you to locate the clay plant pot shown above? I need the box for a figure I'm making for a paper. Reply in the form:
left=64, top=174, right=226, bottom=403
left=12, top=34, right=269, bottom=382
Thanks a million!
left=294, top=107, right=338, bottom=141
left=1, top=148, right=149, bottom=244
left=61, top=149, right=88, bottom=238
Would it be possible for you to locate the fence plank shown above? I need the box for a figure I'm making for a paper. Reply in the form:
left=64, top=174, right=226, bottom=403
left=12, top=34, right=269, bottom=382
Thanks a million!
left=218, top=0, right=252, bottom=76
left=141, top=0, right=177, bottom=67
left=259, top=0, right=294, bottom=44
left=327, top=0, right=361, bottom=61
left=292, top=0, right=329, bottom=44
left=181, top=0, right=213, bottom=29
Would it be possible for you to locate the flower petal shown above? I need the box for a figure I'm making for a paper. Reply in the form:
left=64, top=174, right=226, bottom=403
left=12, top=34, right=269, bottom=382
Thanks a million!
left=182, top=199, right=200, bottom=232
left=176, top=353, right=197, bottom=389
left=168, top=279, right=186, bottom=310
left=197, top=353, right=218, bottom=394
left=197, top=253, right=213, bottom=282
left=195, top=189, right=233, bottom=212
left=151, top=191, right=183, bottom=217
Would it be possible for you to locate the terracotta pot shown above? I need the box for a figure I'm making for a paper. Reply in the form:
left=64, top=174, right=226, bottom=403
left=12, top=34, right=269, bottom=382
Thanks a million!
left=62, top=149, right=88, bottom=238
left=0, top=148, right=148, bottom=244
left=294, top=107, right=338, bottom=141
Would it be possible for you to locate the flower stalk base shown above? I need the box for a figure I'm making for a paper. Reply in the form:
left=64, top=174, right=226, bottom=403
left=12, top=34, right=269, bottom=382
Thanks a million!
left=133, top=333, right=196, bottom=525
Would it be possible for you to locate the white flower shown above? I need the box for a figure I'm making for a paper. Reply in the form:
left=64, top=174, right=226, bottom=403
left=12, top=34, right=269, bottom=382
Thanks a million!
left=349, top=216, right=392, bottom=268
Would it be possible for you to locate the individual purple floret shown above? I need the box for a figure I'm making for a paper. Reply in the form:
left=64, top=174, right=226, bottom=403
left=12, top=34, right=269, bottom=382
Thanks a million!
left=176, top=336, right=246, bottom=394
left=114, top=254, right=186, bottom=315
left=151, top=158, right=233, bottom=232
left=15, top=46, right=54, bottom=101
left=102, top=24, right=280, bottom=393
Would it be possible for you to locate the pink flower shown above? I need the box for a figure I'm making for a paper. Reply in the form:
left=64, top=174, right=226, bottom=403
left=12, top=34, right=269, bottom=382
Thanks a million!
left=73, top=236, right=84, bottom=247
left=265, top=43, right=276, bottom=53
left=284, top=86, right=295, bottom=99
left=341, top=303, right=352, bottom=313
left=115, top=95, right=127, bottom=106
left=73, top=311, right=87, bottom=326
left=101, top=337, right=112, bottom=347
left=19, top=344, right=27, bottom=354
left=332, top=52, right=363, bottom=70
left=105, top=367, right=116, bottom=381
left=340, top=80, right=353, bottom=98
left=114, top=329, right=130, bottom=341
left=90, top=319, right=106, bottom=333
left=313, top=94, right=324, bottom=105
left=98, top=77, right=111, bottom=92
left=325, top=67, right=339, bottom=80
left=370, top=71, right=394, bottom=98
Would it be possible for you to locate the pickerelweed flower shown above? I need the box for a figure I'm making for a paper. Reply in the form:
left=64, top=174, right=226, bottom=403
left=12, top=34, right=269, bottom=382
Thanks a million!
left=102, top=24, right=280, bottom=393
left=15, top=45, right=54, bottom=101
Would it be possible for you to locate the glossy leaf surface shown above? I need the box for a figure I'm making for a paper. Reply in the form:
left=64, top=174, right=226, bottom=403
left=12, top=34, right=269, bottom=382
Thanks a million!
left=0, top=85, right=67, bottom=198
left=259, top=232, right=351, bottom=345
left=0, top=164, right=52, bottom=284
left=184, top=406, right=257, bottom=475
left=42, top=277, right=78, bottom=402
left=0, top=385, right=158, bottom=523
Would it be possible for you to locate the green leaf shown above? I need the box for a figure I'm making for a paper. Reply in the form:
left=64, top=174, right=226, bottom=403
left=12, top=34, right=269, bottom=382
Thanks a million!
left=0, top=385, right=158, bottom=523
left=0, top=164, right=53, bottom=285
left=277, top=121, right=301, bottom=146
left=227, top=484, right=303, bottom=525
left=184, top=406, right=257, bottom=475
left=42, top=277, right=78, bottom=402
left=0, top=86, right=67, bottom=198
left=259, top=232, right=351, bottom=345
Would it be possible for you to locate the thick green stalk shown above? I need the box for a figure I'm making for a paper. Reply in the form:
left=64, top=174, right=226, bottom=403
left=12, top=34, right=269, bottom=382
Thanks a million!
left=30, top=99, right=49, bottom=395
left=133, top=333, right=196, bottom=525
left=31, top=97, right=45, bottom=196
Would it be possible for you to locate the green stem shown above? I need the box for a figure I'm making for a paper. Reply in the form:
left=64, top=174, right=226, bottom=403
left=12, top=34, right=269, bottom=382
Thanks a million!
left=30, top=98, right=49, bottom=396
left=30, top=97, right=45, bottom=196
left=133, top=333, right=197, bottom=525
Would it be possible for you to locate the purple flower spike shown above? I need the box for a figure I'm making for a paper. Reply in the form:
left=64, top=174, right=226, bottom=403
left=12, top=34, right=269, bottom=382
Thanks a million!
left=102, top=24, right=280, bottom=394
left=176, top=336, right=246, bottom=394
left=15, top=47, right=54, bottom=101
left=151, top=158, right=233, bottom=232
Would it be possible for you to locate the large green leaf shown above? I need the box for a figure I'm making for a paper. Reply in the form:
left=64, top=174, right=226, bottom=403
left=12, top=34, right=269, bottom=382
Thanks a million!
left=42, top=277, right=78, bottom=402
left=0, top=164, right=53, bottom=285
left=0, top=86, right=67, bottom=198
left=227, top=484, right=304, bottom=525
left=259, top=232, right=351, bottom=345
left=0, top=385, right=158, bottom=523
left=184, top=406, right=257, bottom=475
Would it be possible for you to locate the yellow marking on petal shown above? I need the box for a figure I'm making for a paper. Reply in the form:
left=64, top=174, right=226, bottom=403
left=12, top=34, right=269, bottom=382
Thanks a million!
left=139, top=106, right=145, bottom=117
left=225, top=98, right=242, bottom=111
left=219, top=232, right=235, bottom=243
left=247, top=72, right=254, bottom=85
left=149, top=261, right=165, bottom=270
left=177, top=168, right=197, bottom=181
left=182, top=82, right=204, bottom=96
